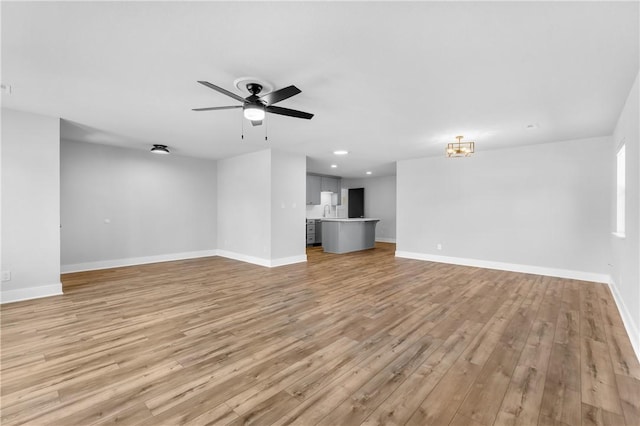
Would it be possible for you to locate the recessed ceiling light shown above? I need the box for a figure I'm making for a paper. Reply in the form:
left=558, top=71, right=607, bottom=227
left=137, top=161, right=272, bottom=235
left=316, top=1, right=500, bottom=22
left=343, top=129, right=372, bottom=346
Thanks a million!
left=366, top=171, right=372, bottom=175
left=333, top=150, right=349, bottom=155
left=331, top=164, right=338, bottom=168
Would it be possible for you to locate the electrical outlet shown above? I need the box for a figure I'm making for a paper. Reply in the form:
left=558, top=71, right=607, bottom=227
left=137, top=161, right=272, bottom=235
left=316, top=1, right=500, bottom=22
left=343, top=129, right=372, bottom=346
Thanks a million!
left=1, top=271, right=11, bottom=282
left=436, top=243, right=442, bottom=251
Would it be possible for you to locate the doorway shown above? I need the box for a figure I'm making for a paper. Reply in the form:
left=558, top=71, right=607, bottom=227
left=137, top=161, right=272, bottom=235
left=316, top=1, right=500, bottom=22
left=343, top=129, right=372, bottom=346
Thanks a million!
left=348, top=188, right=364, bottom=218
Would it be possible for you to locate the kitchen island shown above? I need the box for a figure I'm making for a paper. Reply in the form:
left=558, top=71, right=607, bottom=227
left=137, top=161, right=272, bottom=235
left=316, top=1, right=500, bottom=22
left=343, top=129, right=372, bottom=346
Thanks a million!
left=320, top=218, right=380, bottom=254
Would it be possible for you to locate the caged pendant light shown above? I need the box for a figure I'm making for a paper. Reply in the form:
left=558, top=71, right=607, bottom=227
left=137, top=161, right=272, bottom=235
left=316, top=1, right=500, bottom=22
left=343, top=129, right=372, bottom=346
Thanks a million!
left=446, top=135, right=475, bottom=158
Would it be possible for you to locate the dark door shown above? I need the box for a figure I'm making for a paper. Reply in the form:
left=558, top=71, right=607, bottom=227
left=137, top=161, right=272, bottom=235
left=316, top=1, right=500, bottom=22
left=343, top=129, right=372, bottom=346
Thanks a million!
left=348, top=188, right=365, bottom=218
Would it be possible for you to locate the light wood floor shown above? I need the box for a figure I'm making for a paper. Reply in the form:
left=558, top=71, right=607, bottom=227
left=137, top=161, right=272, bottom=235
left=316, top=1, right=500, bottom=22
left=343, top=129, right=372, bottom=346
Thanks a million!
left=1, top=243, right=639, bottom=426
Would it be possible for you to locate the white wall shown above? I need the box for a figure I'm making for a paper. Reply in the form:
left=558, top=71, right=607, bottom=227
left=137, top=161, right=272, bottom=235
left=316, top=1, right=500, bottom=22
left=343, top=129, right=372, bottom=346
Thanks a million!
left=397, top=136, right=612, bottom=281
left=60, top=140, right=217, bottom=271
left=217, top=149, right=272, bottom=263
left=1, top=108, right=62, bottom=303
left=611, top=71, right=639, bottom=357
left=342, top=175, right=397, bottom=242
left=217, top=148, right=306, bottom=267
left=271, top=150, right=306, bottom=263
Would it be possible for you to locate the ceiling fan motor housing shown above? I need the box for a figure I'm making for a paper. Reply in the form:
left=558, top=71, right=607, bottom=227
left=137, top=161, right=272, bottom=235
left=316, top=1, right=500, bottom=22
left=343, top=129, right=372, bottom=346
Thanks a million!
left=246, top=83, right=263, bottom=96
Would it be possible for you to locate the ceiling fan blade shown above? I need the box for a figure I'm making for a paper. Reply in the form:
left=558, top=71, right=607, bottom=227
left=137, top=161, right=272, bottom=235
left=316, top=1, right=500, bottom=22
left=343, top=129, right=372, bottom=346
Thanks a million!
left=259, top=85, right=301, bottom=106
left=197, top=81, right=246, bottom=103
left=192, top=105, right=243, bottom=111
left=266, top=105, right=314, bottom=120
left=251, top=120, right=263, bottom=127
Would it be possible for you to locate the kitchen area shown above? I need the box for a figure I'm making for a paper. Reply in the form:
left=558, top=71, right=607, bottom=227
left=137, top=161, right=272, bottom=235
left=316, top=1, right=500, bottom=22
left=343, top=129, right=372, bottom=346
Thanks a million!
left=305, top=173, right=341, bottom=248
left=306, top=173, right=380, bottom=254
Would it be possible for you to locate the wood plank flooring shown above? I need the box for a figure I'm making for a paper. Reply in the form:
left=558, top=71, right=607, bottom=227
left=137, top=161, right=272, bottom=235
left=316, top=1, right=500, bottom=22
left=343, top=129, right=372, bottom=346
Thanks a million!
left=1, top=243, right=638, bottom=425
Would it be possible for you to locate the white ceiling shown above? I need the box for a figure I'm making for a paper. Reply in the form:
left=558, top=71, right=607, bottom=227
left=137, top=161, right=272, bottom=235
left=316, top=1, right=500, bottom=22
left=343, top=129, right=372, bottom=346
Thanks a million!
left=2, top=1, right=638, bottom=178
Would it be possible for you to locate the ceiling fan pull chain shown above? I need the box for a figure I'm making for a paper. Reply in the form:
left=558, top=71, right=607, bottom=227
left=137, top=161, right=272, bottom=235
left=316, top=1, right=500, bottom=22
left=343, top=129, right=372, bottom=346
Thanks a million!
left=241, top=112, right=244, bottom=140
left=265, top=115, right=268, bottom=142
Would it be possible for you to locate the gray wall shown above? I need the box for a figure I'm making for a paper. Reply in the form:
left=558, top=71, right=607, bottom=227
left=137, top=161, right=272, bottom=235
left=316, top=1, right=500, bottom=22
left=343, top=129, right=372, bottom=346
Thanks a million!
left=61, top=140, right=217, bottom=269
left=397, top=136, right=612, bottom=275
left=1, top=108, right=61, bottom=303
left=342, top=175, right=397, bottom=242
left=611, top=71, right=639, bottom=355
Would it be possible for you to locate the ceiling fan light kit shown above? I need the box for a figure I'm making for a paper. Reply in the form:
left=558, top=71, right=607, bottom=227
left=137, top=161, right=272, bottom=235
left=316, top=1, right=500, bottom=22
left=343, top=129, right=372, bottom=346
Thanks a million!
left=446, top=135, right=475, bottom=158
left=192, top=79, right=314, bottom=127
left=243, top=104, right=265, bottom=121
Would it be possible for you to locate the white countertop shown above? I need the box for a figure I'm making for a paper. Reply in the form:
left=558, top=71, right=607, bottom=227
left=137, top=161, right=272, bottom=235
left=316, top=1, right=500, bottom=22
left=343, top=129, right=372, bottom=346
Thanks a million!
left=320, top=218, right=380, bottom=222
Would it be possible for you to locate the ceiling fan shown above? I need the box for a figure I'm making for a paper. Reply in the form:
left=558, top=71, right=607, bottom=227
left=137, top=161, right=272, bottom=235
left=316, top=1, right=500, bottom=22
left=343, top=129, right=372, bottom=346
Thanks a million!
left=192, top=81, right=314, bottom=126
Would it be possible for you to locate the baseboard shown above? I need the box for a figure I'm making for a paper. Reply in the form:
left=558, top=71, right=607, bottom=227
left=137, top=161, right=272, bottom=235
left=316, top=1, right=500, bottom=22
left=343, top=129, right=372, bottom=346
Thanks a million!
left=216, top=250, right=270, bottom=267
left=61, top=249, right=219, bottom=273
left=62, top=249, right=306, bottom=274
left=0, top=283, right=63, bottom=304
left=394, top=251, right=610, bottom=284
left=270, top=255, right=307, bottom=267
left=376, top=238, right=397, bottom=243
left=608, top=278, right=640, bottom=362
left=217, top=250, right=307, bottom=268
